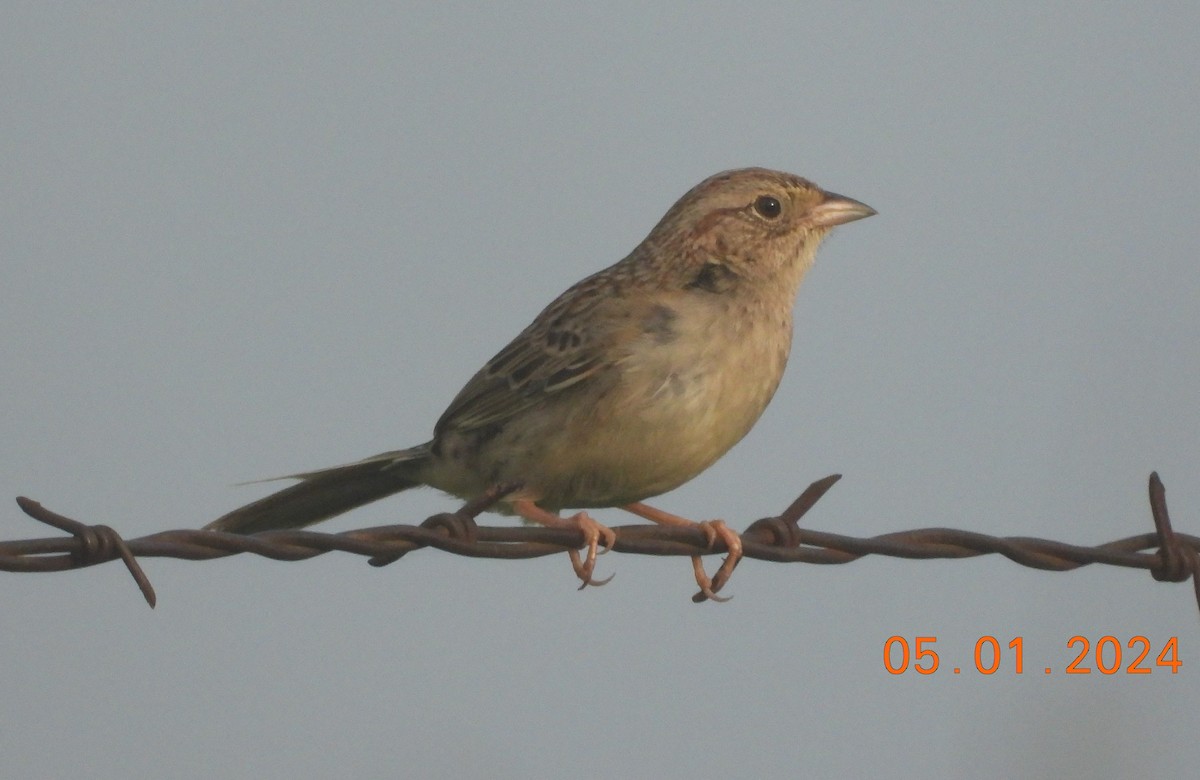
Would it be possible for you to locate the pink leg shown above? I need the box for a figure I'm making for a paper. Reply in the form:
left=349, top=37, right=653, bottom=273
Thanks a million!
left=623, top=502, right=742, bottom=602
left=514, top=499, right=616, bottom=589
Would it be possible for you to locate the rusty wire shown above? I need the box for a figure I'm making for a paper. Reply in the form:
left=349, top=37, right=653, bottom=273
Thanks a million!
left=3, top=473, right=1198, bottom=611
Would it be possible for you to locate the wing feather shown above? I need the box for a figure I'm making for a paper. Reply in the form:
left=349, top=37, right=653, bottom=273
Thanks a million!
left=434, top=276, right=641, bottom=436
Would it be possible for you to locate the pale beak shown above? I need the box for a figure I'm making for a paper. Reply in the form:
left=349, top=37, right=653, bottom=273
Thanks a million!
left=810, top=191, right=877, bottom=227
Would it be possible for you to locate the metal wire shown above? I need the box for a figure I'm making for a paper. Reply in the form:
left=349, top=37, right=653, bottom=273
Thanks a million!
left=3, top=473, right=1197, bottom=611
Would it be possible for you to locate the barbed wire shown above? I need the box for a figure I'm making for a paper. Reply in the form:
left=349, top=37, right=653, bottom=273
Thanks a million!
left=3, top=473, right=1197, bottom=611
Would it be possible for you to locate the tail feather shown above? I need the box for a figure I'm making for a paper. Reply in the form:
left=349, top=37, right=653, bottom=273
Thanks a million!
left=205, top=445, right=431, bottom=534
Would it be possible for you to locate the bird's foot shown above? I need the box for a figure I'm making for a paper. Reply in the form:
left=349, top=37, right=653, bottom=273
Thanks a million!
left=513, top=499, right=615, bottom=589
left=623, top=503, right=742, bottom=601
left=563, top=512, right=617, bottom=589
left=690, top=519, right=742, bottom=602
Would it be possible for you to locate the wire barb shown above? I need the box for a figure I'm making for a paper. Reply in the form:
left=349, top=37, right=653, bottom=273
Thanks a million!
left=12, top=496, right=157, bottom=607
left=1146, top=472, right=1200, bottom=607
left=3, top=473, right=1197, bottom=614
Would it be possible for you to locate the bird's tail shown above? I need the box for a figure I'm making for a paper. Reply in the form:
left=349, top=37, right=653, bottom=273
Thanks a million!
left=204, top=444, right=432, bottom=534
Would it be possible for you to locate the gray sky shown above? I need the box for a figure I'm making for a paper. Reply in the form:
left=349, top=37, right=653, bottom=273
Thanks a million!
left=4, top=3, right=1198, bottom=778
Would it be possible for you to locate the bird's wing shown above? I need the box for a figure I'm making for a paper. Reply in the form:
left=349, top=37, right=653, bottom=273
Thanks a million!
left=434, top=276, right=645, bottom=436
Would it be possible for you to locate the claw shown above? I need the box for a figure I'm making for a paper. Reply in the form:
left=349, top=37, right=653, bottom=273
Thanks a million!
left=622, top=503, right=743, bottom=602
left=689, top=555, right=732, bottom=602
left=564, top=511, right=617, bottom=588
left=568, top=547, right=616, bottom=589
left=691, top=519, right=742, bottom=601
left=513, top=499, right=615, bottom=589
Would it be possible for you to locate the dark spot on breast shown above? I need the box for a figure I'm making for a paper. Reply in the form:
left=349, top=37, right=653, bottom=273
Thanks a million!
left=686, top=262, right=738, bottom=294
left=643, top=304, right=678, bottom=344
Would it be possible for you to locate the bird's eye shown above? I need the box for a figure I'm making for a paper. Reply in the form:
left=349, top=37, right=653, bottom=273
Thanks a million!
left=753, top=195, right=782, bottom=219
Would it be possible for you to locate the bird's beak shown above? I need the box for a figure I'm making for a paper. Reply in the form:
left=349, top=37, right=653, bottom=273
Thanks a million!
left=809, top=191, right=877, bottom=227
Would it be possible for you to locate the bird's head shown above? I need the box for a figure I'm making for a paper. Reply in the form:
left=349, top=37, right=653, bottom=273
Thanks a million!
left=645, top=167, right=875, bottom=288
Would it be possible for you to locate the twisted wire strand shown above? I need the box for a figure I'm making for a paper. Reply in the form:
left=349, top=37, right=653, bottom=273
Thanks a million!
left=3, top=473, right=1196, bottom=611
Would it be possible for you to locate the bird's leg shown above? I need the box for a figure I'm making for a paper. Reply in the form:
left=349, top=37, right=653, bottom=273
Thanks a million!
left=513, top=499, right=616, bottom=589
left=622, top=502, right=743, bottom=601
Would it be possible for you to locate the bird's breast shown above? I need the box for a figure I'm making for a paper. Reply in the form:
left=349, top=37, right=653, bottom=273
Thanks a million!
left=525, top=291, right=793, bottom=506
left=624, top=293, right=792, bottom=457
left=427, top=291, right=795, bottom=510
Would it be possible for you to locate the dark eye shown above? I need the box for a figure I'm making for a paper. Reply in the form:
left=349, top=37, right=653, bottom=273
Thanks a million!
left=753, top=195, right=782, bottom=219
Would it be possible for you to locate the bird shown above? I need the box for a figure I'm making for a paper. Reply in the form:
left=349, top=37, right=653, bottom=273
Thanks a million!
left=205, top=167, right=875, bottom=600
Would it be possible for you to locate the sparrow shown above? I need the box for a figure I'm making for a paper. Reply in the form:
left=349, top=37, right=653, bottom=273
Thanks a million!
left=205, top=167, right=875, bottom=599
